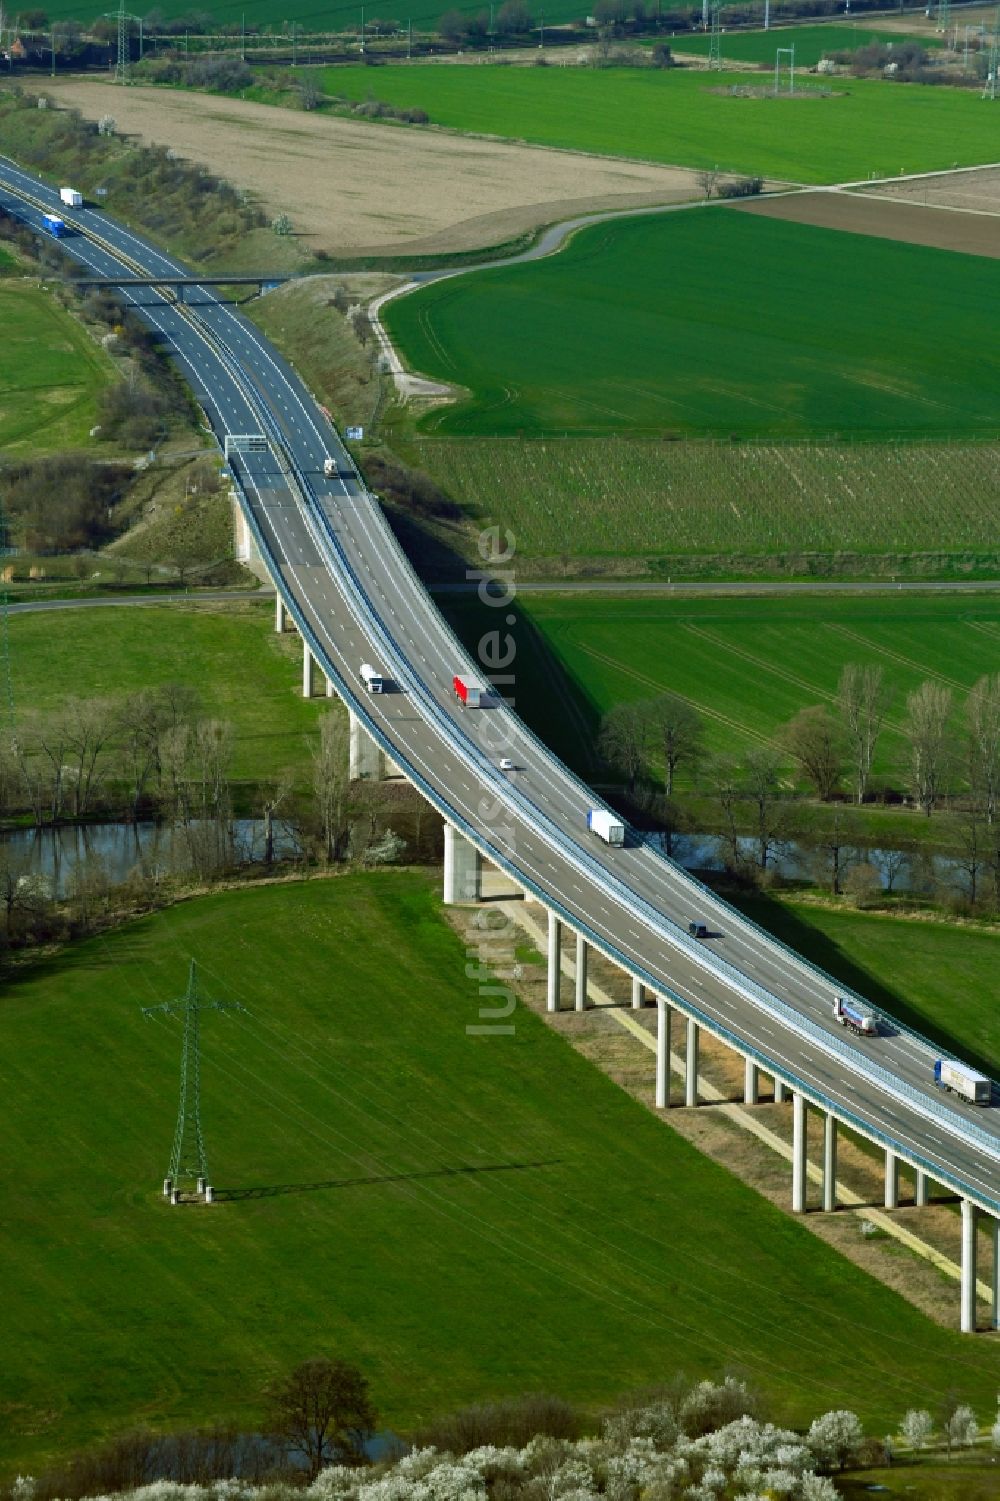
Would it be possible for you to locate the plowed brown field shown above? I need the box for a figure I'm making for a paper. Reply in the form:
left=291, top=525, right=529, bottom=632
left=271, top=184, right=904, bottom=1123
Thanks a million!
left=734, top=186, right=1000, bottom=258
left=41, top=77, right=699, bottom=256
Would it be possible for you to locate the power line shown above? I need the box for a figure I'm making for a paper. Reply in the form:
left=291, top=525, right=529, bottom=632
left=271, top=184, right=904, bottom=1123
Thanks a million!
left=142, top=960, right=247, bottom=1203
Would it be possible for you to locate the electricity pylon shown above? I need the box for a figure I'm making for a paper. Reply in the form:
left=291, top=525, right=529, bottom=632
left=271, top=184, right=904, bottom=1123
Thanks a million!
left=105, top=0, right=142, bottom=84
left=708, top=1, right=722, bottom=69
left=142, top=961, right=246, bottom=1203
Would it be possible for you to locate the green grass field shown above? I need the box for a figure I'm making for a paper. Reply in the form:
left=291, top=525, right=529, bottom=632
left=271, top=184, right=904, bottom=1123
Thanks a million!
left=0, top=283, right=115, bottom=454
left=386, top=212, right=1000, bottom=439
left=414, top=437, right=1000, bottom=567
left=324, top=63, right=998, bottom=181
left=673, top=22, right=940, bottom=66
left=4, top=873, right=1000, bottom=1477
left=441, top=591, right=1000, bottom=783
left=9, top=602, right=325, bottom=784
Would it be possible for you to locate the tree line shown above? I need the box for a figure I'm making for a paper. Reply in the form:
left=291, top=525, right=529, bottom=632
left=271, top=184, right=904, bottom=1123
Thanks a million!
left=0, top=694, right=414, bottom=950
left=597, top=667, right=1000, bottom=906
left=599, top=666, right=1000, bottom=817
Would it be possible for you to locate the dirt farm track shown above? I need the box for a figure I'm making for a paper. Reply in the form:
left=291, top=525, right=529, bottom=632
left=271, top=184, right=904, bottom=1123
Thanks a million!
left=39, top=78, right=700, bottom=256
left=738, top=182, right=1000, bottom=259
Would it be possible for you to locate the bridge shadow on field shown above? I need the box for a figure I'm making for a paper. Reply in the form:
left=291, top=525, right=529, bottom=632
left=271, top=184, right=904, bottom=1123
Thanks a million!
left=723, top=886, right=1000, bottom=1085
left=214, top=1158, right=560, bottom=1202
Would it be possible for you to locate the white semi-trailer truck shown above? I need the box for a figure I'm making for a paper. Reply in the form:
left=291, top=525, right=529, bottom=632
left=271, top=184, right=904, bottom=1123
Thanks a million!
left=587, top=808, right=625, bottom=846
left=833, top=996, right=877, bottom=1036
left=934, top=1058, right=991, bottom=1106
left=59, top=187, right=83, bottom=208
left=360, top=663, right=386, bottom=694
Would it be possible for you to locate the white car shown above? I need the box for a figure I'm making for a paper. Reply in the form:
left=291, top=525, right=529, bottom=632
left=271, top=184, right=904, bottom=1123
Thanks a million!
left=499, top=757, right=515, bottom=771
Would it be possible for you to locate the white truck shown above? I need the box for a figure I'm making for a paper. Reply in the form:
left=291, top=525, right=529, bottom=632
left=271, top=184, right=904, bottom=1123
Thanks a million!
left=323, top=457, right=337, bottom=477
left=832, top=995, right=877, bottom=1037
left=587, top=808, right=625, bottom=846
left=359, top=663, right=386, bottom=694
left=934, top=1058, right=991, bottom=1106
left=59, top=187, right=83, bottom=209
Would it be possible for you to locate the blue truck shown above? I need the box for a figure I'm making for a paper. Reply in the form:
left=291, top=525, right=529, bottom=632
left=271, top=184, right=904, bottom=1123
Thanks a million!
left=42, top=213, right=67, bottom=237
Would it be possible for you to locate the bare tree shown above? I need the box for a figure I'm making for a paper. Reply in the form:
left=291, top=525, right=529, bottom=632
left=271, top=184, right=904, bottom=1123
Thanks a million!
left=61, top=697, right=115, bottom=819
left=953, top=806, right=985, bottom=907
left=646, top=694, right=702, bottom=795
left=814, top=806, right=856, bottom=895
left=697, top=165, right=720, bottom=200
left=903, top=680, right=953, bottom=816
left=780, top=705, right=845, bottom=800
left=838, top=664, right=890, bottom=804
left=598, top=702, right=648, bottom=793
left=706, top=754, right=741, bottom=868
left=743, top=748, right=786, bottom=870
left=0, top=850, right=50, bottom=939
left=260, top=771, right=293, bottom=866
left=312, top=711, right=350, bottom=863
left=117, top=688, right=170, bottom=820
left=264, top=1358, right=377, bottom=1478
left=966, top=673, right=1000, bottom=823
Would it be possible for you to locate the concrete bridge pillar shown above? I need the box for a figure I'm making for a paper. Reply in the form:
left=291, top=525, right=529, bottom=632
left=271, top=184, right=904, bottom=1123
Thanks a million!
left=884, top=1150, right=900, bottom=1210
left=276, top=593, right=287, bottom=633
left=744, top=1058, right=759, bottom=1105
left=991, top=1218, right=1000, bottom=1332
left=914, top=1169, right=929, bottom=1207
left=302, top=638, right=317, bottom=698
left=443, top=823, right=482, bottom=905
left=656, top=999, right=671, bottom=1109
left=961, top=1198, right=978, bottom=1333
left=774, top=1077, right=788, bottom=1104
left=574, top=933, right=589, bottom=1012
left=822, top=1112, right=837, bottom=1213
left=631, top=977, right=644, bottom=1010
left=349, top=708, right=385, bottom=781
left=546, top=911, right=562, bottom=1013
left=325, top=675, right=337, bottom=698
left=685, top=1018, right=699, bottom=1108
left=792, top=1092, right=807, bottom=1213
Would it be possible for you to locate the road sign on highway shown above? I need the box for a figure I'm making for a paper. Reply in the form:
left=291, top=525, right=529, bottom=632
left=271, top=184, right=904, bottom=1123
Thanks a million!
left=345, top=426, right=364, bottom=441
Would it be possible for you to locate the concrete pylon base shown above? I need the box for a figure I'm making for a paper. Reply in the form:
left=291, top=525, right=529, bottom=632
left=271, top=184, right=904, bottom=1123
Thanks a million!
left=443, top=823, right=482, bottom=904
left=349, top=708, right=385, bottom=781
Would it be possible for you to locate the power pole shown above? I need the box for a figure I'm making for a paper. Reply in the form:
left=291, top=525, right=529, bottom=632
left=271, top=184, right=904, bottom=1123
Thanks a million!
left=142, top=960, right=247, bottom=1204
left=50, top=22, right=56, bottom=75
left=708, top=1, right=721, bottom=68
left=985, top=8, right=999, bottom=97
left=105, top=0, right=141, bottom=81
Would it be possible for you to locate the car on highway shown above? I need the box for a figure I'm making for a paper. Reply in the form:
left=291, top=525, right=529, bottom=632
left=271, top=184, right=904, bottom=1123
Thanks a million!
left=499, top=757, right=515, bottom=771
left=688, top=920, right=710, bottom=939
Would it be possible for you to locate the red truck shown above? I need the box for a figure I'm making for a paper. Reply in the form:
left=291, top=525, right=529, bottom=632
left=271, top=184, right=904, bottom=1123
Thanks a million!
left=453, top=675, right=486, bottom=708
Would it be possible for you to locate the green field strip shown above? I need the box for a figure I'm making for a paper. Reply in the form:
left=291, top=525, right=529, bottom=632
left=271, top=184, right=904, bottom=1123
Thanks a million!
left=328, top=63, right=1000, bottom=183
left=4, top=874, right=1000, bottom=1475
left=825, top=622, right=979, bottom=694
left=568, top=636, right=782, bottom=750
left=673, top=22, right=943, bottom=66
left=387, top=212, right=1000, bottom=441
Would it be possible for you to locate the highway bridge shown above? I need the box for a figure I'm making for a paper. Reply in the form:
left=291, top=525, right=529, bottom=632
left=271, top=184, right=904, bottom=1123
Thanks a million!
left=3, top=157, right=999, bottom=1330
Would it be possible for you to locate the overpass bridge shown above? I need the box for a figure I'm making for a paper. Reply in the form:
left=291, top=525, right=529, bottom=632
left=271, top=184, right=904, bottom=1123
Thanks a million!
left=3, top=155, right=998, bottom=1332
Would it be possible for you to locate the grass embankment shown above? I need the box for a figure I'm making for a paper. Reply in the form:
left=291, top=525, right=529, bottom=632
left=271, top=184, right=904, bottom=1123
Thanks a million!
left=3, top=873, right=1000, bottom=1477
left=0, top=281, right=115, bottom=454
left=673, top=22, right=941, bottom=66
left=0, top=87, right=284, bottom=273
left=441, top=590, right=1000, bottom=788
left=385, top=212, right=1000, bottom=439
left=9, top=601, right=324, bottom=785
left=324, top=63, right=999, bottom=181
left=412, top=437, right=1000, bottom=576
